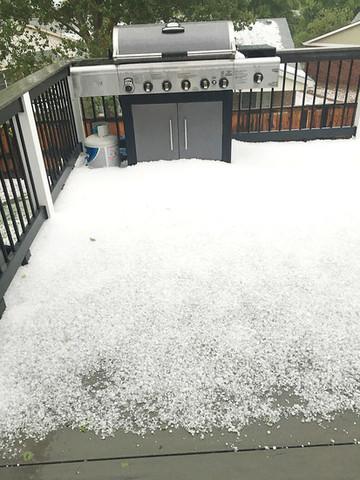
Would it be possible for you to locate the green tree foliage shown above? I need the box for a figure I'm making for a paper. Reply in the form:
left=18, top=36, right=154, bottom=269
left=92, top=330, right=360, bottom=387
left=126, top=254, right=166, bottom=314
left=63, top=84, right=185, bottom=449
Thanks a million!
left=290, top=0, right=359, bottom=46
left=0, top=17, right=80, bottom=83
left=0, top=0, right=258, bottom=82
left=1, top=0, right=301, bottom=82
left=0, top=0, right=358, bottom=83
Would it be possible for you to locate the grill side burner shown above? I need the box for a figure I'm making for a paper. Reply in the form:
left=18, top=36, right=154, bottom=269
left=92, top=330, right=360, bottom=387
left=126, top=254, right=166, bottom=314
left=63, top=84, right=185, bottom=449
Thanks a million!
left=70, top=21, right=281, bottom=164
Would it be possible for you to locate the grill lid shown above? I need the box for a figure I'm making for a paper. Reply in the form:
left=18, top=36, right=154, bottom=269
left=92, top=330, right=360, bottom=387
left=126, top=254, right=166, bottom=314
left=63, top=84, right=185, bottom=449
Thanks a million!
left=113, top=21, right=236, bottom=62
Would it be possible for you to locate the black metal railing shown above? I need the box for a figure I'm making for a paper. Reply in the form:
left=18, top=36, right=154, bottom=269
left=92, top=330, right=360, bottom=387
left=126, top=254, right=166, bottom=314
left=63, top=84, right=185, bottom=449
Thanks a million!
left=80, top=95, right=124, bottom=138
left=31, top=70, right=81, bottom=198
left=0, top=62, right=80, bottom=316
left=233, top=47, right=360, bottom=141
left=0, top=107, right=46, bottom=316
left=80, top=47, right=360, bottom=145
left=0, top=116, right=39, bottom=250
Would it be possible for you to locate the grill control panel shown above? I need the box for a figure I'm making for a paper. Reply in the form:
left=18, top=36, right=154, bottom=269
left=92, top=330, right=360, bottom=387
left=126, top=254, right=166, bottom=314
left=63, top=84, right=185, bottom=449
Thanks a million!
left=116, top=60, right=236, bottom=95
left=117, top=57, right=280, bottom=95
left=70, top=57, right=280, bottom=98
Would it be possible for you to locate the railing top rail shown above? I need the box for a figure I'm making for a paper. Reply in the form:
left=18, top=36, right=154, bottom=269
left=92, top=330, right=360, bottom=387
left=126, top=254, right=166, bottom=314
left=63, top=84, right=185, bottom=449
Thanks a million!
left=1, top=45, right=360, bottom=119
left=0, top=61, right=71, bottom=118
left=72, top=58, right=116, bottom=67
left=72, top=46, right=360, bottom=69
left=277, top=46, right=360, bottom=63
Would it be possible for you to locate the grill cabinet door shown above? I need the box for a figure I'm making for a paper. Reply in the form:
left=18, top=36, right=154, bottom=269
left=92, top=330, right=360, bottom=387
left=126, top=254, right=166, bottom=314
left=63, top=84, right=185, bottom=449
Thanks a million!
left=132, top=104, right=179, bottom=162
left=178, top=102, right=223, bottom=160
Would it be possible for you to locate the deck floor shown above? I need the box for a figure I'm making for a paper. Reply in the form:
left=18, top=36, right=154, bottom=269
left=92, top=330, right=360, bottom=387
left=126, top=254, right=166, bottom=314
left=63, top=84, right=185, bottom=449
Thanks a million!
left=1, top=139, right=360, bottom=478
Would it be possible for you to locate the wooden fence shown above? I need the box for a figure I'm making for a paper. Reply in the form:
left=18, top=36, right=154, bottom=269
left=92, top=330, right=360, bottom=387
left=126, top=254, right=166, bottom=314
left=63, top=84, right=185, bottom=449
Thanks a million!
left=232, top=104, right=356, bottom=133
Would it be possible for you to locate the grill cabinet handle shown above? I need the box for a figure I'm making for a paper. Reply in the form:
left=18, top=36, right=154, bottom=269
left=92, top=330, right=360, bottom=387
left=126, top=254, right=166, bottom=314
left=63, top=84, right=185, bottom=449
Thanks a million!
left=184, top=118, right=188, bottom=151
left=162, top=22, right=185, bottom=34
left=169, top=119, right=174, bottom=151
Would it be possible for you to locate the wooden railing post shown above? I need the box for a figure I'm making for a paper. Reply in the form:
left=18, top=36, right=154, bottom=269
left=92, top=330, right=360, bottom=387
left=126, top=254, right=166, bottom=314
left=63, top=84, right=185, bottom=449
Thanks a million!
left=17, top=92, right=55, bottom=217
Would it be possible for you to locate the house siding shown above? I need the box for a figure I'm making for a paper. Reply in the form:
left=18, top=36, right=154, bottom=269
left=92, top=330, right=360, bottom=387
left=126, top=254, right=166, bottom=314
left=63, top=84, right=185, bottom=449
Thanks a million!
left=316, top=26, right=360, bottom=46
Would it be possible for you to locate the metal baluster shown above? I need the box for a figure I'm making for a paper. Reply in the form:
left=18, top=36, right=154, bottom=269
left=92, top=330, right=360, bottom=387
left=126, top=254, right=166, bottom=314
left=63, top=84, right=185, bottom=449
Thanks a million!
left=102, top=96, right=107, bottom=121
left=35, top=94, right=60, bottom=179
left=4, top=121, right=32, bottom=224
left=268, top=88, right=274, bottom=131
left=247, top=89, right=252, bottom=133
left=330, top=60, right=343, bottom=128
left=300, top=62, right=309, bottom=130
left=258, top=88, right=263, bottom=132
left=309, top=61, right=320, bottom=130
left=55, top=81, right=75, bottom=153
left=289, top=62, right=298, bottom=131
left=91, top=96, right=97, bottom=121
left=113, top=96, right=121, bottom=138
left=32, top=99, right=56, bottom=188
left=0, top=197, right=15, bottom=251
left=321, top=61, right=332, bottom=128
left=40, top=92, right=63, bottom=177
left=351, top=75, right=360, bottom=126
left=14, top=114, right=39, bottom=212
left=279, top=63, right=287, bottom=131
left=0, top=124, right=26, bottom=233
left=236, top=91, right=242, bottom=133
left=0, top=231, right=10, bottom=263
left=47, top=85, right=69, bottom=161
left=340, top=59, right=354, bottom=128
left=117, top=95, right=125, bottom=136
left=0, top=131, right=21, bottom=242
left=80, top=98, right=90, bottom=137
left=62, top=79, right=79, bottom=147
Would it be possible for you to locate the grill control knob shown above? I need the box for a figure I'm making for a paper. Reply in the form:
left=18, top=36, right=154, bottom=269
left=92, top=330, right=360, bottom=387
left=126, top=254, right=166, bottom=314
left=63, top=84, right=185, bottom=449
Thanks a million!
left=143, top=81, right=153, bottom=92
left=219, top=77, right=229, bottom=89
left=181, top=79, right=191, bottom=91
left=162, top=80, right=172, bottom=92
left=200, top=79, right=210, bottom=89
left=254, top=72, right=264, bottom=84
left=124, top=78, right=135, bottom=93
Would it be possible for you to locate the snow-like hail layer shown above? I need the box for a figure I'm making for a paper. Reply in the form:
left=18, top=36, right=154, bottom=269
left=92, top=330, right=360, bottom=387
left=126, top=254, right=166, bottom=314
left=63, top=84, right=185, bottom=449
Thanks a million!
left=235, top=20, right=284, bottom=49
left=1, top=139, right=360, bottom=453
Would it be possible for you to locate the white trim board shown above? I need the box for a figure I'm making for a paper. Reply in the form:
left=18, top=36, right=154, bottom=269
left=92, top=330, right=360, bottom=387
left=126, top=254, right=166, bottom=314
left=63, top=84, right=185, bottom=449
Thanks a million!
left=303, top=42, right=360, bottom=48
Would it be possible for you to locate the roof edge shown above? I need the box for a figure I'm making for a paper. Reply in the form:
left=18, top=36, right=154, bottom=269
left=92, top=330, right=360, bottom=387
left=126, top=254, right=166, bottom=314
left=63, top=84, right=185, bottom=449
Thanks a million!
left=303, top=19, right=360, bottom=46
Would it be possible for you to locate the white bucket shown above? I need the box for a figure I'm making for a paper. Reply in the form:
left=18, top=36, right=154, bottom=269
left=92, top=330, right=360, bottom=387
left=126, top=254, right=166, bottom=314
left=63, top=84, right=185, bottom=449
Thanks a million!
left=84, top=124, right=119, bottom=168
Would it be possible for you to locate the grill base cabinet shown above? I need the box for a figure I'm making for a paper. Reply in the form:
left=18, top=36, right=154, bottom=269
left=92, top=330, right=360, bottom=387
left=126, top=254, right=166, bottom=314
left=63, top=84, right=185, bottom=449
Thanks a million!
left=121, top=91, right=233, bottom=164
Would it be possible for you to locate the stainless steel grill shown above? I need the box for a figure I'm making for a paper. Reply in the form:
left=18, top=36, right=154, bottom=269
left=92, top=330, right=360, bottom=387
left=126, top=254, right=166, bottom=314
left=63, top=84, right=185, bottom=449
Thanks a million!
left=70, top=21, right=281, bottom=164
left=71, top=21, right=280, bottom=97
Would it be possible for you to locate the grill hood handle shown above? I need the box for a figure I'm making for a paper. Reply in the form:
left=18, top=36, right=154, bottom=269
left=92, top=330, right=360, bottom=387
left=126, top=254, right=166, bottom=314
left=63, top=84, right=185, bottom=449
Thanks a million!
left=162, top=22, right=185, bottom=34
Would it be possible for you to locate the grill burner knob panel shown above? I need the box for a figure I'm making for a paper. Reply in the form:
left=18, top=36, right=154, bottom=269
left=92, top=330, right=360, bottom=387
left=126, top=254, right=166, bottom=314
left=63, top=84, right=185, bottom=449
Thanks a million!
left=162, top=80, right=172, bottom=91
left=254, top=72, right=264, bottom=84
left=181, top=79, right=191, bottom=91
left=200, top=79, right=210, bottom=89
left=219, top=77, right=229, bottom=89
left=143, top=81, right=153, bottom=92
